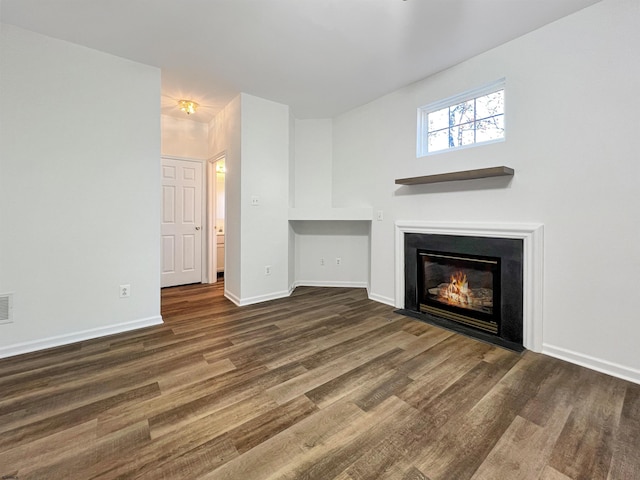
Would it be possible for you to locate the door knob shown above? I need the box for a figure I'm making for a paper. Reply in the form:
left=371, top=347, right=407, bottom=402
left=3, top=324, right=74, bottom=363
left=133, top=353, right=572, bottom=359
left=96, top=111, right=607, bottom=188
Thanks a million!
left=195, top=226, right=201, bottom=230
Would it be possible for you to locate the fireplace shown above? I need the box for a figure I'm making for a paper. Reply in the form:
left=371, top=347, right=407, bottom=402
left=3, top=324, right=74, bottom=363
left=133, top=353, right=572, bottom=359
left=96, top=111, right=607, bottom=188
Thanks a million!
left=401, top=232, right=525, bottom=351
left=419, top=250, right=500, bottom=334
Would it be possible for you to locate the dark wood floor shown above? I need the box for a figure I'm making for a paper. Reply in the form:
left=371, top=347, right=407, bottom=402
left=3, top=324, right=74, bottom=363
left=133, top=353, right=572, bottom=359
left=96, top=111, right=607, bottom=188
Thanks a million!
left=0, top=283, right=638, bottom=480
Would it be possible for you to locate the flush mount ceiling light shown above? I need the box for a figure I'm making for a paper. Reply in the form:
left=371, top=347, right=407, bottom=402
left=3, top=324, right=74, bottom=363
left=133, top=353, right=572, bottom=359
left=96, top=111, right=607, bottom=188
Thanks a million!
left=178, top=99, right=199, bottom=115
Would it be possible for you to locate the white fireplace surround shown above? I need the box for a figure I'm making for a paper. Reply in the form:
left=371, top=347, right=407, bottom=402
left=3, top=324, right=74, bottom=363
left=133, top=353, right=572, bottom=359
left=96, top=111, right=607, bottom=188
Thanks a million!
left=395, top=221, right=544, bottom=352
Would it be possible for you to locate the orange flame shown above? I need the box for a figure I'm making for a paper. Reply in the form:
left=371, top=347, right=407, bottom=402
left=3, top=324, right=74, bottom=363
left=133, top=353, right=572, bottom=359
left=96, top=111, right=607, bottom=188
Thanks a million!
left=441, top=272, right=471, bottom=305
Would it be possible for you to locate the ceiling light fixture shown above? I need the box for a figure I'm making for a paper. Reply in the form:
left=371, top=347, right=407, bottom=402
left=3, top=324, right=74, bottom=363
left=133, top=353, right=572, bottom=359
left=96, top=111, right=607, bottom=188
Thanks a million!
left=178, top=99, right=199, bottom=115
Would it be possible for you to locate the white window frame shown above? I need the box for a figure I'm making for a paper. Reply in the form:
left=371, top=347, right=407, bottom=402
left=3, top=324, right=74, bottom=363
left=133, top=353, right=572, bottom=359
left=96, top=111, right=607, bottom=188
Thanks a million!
left=417, top=78, right=506, bottom=157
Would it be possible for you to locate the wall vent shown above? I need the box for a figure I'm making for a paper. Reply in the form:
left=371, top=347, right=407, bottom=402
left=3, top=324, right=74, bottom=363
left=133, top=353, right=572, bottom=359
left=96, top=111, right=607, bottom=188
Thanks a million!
left=0, top=294, right=13, bottom=324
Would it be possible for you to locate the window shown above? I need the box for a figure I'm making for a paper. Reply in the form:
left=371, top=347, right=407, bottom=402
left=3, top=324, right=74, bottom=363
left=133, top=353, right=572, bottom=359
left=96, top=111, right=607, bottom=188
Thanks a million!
left=417, top=79, right=505, bottom=156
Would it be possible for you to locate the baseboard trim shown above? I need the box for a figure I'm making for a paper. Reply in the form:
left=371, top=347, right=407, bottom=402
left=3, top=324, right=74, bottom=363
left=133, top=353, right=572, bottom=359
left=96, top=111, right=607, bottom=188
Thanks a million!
left=292, top=281, right=368, bottom=289
left=543, top=343, right=640, bottom=385
left=368, top=292, right=395, bottom=307
left=0, top=315, right=164, bottom=360
left=293, top=283, right=394, bottom=306
left=227, top=282, right=376, bottom=307
left=224, top=289, right=242, bottom=307
left=234, top=290, right=292, bottom=307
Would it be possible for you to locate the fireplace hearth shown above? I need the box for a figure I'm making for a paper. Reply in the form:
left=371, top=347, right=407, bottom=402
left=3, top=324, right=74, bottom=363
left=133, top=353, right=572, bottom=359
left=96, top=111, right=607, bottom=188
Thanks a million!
left=399, top=233, right=524, bottom=351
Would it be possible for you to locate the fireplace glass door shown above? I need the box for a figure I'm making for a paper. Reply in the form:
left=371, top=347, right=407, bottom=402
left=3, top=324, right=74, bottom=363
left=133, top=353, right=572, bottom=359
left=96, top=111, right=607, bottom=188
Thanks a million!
left=419, top=250, right=500, bottom=334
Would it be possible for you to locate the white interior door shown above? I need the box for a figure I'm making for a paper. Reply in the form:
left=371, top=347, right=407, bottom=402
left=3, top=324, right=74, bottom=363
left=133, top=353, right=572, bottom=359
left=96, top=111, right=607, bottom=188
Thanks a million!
left=161, top=158, right=203, bottom=287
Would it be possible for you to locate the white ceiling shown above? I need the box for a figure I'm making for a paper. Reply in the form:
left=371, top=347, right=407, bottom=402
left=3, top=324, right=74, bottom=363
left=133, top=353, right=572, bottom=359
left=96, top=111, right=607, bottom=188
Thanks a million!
left=1, top=0, right=600, bottom=122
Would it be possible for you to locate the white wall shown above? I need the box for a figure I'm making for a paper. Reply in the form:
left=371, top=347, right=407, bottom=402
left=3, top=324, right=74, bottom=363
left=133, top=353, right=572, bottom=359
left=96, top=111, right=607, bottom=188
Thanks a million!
left=210, top=99, right=366, bottom=299
left=239, top=94, right=291, bottom=303
left=331, top=0, right=640, bottom=381
left=290, top=118, right=370, bottom=289
left=209, top=95, right=242, bottom=300
left=293, top=119, right=332, bottom=208
left=209, top=94, right=291, bottom=305
left=288, top=114, right=296, bottom=288
left=0, top=25, right=162, bottom=356
left=161, top=115, right=209, bottom=159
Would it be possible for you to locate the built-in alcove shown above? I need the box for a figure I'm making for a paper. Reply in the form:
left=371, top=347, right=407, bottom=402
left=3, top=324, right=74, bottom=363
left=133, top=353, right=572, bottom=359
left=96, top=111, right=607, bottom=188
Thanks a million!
left=289, top=218, right=371, bottom=289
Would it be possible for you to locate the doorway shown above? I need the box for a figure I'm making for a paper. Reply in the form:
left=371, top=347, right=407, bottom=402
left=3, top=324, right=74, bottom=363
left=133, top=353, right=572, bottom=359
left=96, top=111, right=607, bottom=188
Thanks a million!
left=208, top=155, right=226, bottom=283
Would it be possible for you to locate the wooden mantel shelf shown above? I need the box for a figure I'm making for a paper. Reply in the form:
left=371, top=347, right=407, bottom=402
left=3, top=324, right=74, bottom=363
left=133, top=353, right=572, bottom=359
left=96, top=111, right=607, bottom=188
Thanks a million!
left=395, top=166, right=514, bottom=186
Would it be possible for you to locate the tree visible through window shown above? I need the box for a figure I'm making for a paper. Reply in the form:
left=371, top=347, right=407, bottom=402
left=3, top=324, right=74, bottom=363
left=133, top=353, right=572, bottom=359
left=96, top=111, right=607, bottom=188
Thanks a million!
left=418, top=79, right=505, bottom=156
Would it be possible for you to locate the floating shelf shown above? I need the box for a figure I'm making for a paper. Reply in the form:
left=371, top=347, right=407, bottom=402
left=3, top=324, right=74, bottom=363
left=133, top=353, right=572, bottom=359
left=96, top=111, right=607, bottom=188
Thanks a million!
left=395, top=166, right=514, bottom=186
left=288, top=207, right=373, bottom=221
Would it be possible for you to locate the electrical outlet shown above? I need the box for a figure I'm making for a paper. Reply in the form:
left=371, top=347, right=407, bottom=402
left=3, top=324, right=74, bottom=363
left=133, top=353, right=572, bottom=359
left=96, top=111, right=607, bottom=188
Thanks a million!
left=320, top=258, right=325, bottom=266
left=120, top=284, right=131, bottom=298
left=336, top=257, right=341, bottom=266
left=251, top=196, right=260, bottom=206
left=265, top=265, right=272, bottom=276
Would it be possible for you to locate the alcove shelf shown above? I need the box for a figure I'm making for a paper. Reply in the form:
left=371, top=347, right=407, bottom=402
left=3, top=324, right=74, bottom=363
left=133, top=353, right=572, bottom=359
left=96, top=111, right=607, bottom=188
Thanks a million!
left=288, top=207, right=373, bottom=221
left=395, top=166, right=514, bottom=186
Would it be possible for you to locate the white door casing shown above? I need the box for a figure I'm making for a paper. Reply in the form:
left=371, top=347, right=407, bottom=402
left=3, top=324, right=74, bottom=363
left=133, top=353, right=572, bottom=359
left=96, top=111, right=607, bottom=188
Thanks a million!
left=161, top=157, right=203, bottom=287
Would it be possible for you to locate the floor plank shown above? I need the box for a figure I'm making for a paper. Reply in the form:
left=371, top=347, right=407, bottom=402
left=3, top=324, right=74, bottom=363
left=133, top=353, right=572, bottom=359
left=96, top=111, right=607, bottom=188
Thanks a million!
left=0, top=283, right=638, bottom=480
